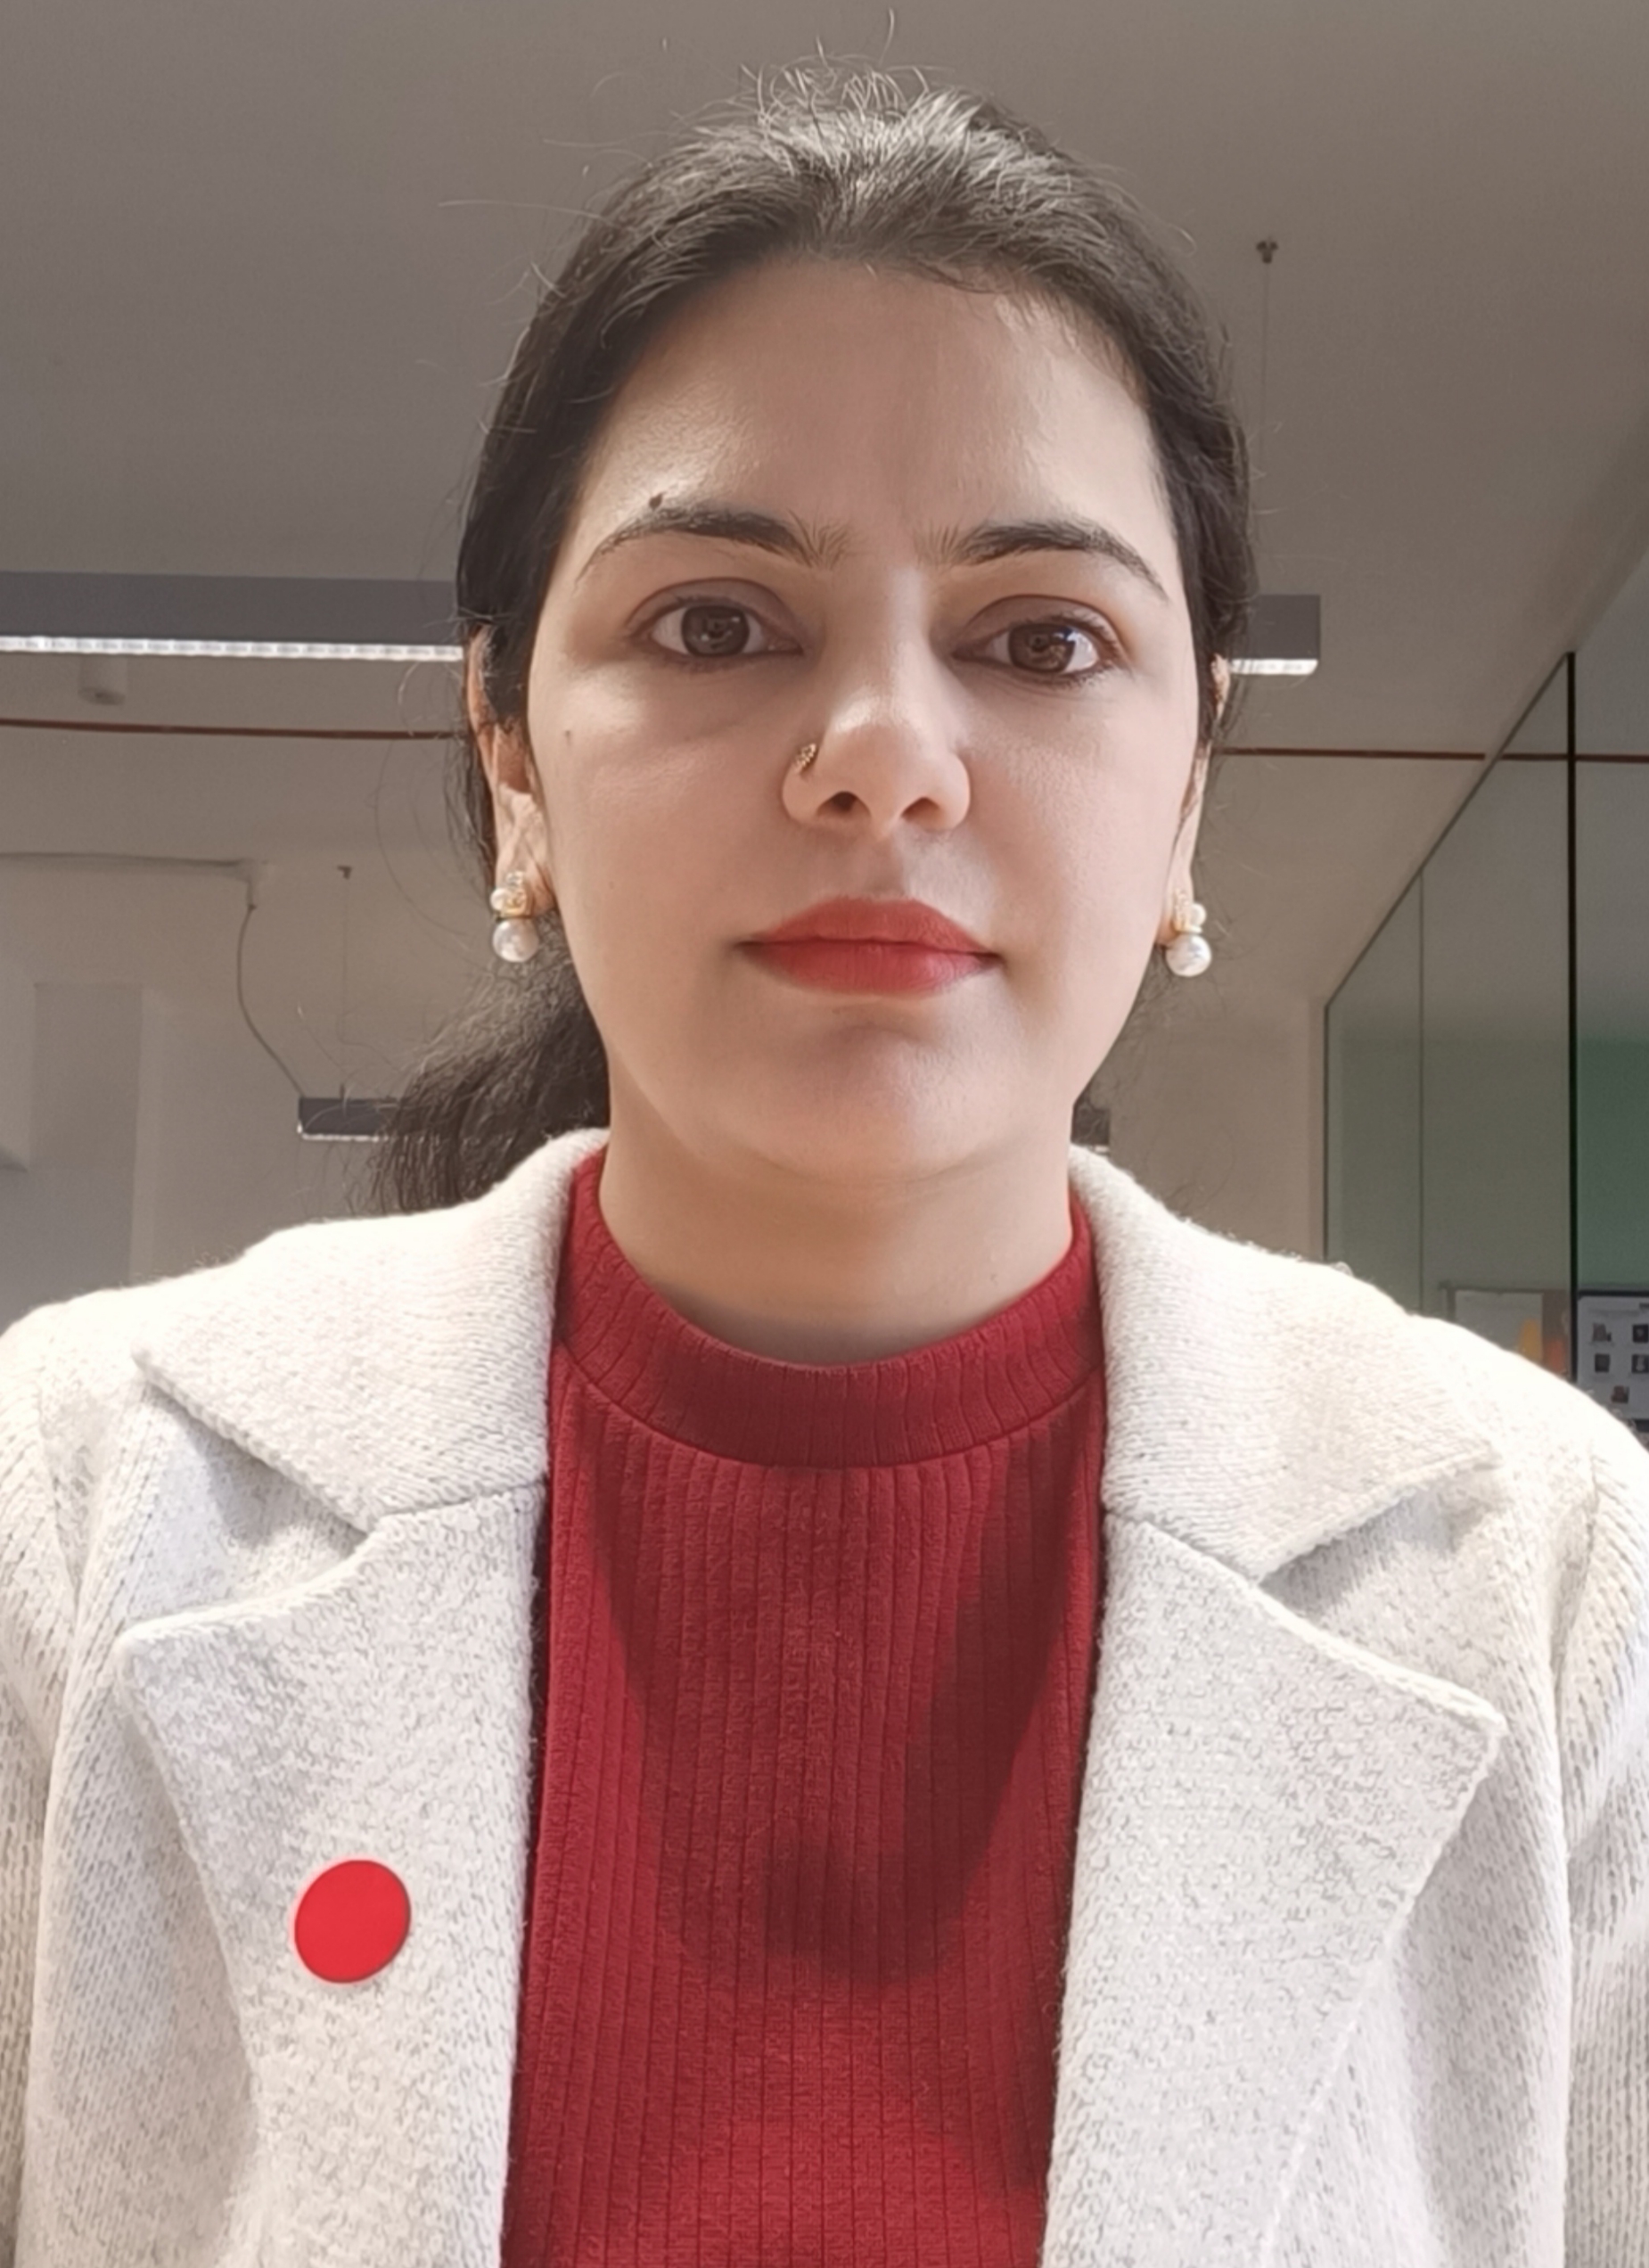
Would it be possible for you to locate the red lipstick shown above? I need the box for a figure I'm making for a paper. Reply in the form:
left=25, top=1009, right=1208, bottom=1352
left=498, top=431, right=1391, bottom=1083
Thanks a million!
left=743, top=897, right=996, bottom=995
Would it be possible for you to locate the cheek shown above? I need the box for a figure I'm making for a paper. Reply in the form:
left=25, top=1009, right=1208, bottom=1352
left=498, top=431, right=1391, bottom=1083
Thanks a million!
left=542, top=725, right=744, bottom=995
left=1032, top=745, right=1186, bottom=910
left=1062, top=870, right=1162, bottom=987
left=527, top=684, right=652, bottom=870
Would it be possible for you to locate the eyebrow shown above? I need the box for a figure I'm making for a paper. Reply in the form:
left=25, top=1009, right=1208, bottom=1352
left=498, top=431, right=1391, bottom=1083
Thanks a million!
left=575, top=498, right=1172, bottom=606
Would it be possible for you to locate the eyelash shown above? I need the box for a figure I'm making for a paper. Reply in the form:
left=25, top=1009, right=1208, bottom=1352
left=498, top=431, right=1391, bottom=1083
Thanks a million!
left=640, top=596, right=1124, bottom=683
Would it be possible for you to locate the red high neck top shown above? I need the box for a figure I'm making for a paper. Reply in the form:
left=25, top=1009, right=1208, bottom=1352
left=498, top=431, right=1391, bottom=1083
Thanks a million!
left=501, top=1147, right=1108, bottom=2266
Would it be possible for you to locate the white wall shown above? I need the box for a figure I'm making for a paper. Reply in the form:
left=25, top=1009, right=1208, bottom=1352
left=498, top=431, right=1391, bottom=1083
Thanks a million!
left=1095, top=982, right=1324, bottom=1261
left=0, top=983, right=146, bottom=1328
left=0, top=855, right=475, bottom=1332
left=0, top=947, right=35, bottom=1170
left=0, top=655, right=485, bottom=1328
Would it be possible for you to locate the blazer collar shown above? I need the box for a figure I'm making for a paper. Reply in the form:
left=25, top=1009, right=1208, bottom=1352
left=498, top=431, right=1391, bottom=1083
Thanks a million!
left=131, top=1128, right=1500, bottom=1579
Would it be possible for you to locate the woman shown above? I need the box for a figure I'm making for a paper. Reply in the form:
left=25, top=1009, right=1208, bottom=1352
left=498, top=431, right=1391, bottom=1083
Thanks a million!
left=2, top=66, right=1645, bottom=2268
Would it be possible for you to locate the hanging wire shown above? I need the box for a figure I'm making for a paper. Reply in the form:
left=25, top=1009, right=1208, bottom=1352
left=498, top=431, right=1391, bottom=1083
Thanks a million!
left=338, top=863, right=353, bottom=1090
left=1256, top=238, right=1278, bottom=486
left=294, top=863, right=400, bottom=1094
left=294, top=867, right=357, bottom=1089
left=0, top=849, right=373, bottom=1099
left=234, top=892, right=303, bottom=1095
left=0, top=848, right=305, bottom=1095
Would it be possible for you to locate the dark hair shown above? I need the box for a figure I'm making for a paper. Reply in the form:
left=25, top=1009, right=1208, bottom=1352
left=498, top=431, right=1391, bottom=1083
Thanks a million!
left=375, top=62, right=1254, bottom=1213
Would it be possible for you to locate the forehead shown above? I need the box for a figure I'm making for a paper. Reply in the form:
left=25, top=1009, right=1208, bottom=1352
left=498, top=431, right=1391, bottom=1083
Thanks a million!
left=565, top=260, right=1174, bottom=563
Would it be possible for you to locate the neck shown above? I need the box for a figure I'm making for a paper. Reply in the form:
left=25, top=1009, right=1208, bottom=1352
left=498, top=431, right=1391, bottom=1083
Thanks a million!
left=592, top=1103, right=1076, bottom=1365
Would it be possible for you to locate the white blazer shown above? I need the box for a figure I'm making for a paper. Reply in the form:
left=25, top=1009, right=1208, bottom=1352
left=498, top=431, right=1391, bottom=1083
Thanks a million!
left=2, top=1127, right=1647, bottom=2267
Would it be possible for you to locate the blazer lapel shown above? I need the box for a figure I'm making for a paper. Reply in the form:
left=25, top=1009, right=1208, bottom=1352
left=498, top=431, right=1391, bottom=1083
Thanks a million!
left=112, top=1130, right=1505, bottom=2266
left=113, top=1128, right=606, bottom=2268
left=111, top=1487, right=544, bottom=2268
left=1038, top=1514, right=1504, bottom=2264
left=1038, top=1150, right=1506, bottom=2264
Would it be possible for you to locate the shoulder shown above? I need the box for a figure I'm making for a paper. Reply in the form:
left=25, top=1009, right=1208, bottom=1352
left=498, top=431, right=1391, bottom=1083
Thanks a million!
left=0, top=1204, right=445, bottom=1524
left=1264, top=1228, right=1631, bottom=1484
left=1179, top=1177, right=1617, bottom=1459
left=1078, top=1144, right=1605, bottom=1456
left=1, top=1128, right=603, bottom=1541
left=1072, top=1151, right=1638, bottom=1570
left=1, top=1205, right=419, bottom=1423
left=1248, top=1235, right=1649, bottom=1583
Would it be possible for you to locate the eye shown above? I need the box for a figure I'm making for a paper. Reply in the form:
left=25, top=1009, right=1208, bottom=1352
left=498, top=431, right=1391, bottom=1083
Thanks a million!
left=645, top=597, right=792, bottom=663
left=975, top=618, right=1120, bottom=679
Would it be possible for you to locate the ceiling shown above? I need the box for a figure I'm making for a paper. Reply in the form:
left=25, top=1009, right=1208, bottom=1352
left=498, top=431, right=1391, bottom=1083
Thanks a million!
left=5, top=0, right=1649, bottom=755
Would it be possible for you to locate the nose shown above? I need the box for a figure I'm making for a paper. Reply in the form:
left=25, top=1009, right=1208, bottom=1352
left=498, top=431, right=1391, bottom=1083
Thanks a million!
left=786, top=634, right=972, bottom=836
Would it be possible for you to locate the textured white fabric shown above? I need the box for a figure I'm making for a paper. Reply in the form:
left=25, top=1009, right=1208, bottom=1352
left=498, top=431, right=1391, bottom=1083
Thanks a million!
left=1, top=1126, right=1646, bottom=2267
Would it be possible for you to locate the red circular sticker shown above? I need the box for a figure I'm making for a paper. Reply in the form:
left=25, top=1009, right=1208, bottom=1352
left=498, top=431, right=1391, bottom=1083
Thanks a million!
left=291, top=1859, right=411, bottom=1983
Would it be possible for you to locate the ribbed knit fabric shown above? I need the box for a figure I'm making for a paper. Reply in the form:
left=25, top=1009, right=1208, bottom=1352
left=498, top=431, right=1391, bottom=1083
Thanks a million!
left=499, top=1150, right=1108, bottom=2268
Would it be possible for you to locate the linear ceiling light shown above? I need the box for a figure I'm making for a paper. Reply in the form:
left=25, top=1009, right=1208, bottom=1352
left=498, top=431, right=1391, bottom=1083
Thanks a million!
left=7, top=637, right=458, bottom=661
left=0, top=574, right=459, bottom=662
left=0, top=574, right=1318, bottom=675
left=1233, top=594, right=1318, bottom=676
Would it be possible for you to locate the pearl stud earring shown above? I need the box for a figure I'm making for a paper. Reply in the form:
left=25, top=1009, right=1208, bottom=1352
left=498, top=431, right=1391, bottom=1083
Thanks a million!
left=489, top=870, right=542, bottom=963
left=1164, top=894, right=1212, bottom=978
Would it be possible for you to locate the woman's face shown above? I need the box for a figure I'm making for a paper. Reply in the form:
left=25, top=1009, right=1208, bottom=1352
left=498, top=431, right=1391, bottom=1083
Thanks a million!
left=477, top=259, right=1215, bottom=1187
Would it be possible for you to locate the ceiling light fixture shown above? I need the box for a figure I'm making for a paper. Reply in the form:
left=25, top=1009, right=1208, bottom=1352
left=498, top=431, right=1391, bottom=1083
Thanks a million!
left=7, top=636, right=457, bottom=662
left=0, top=572, right=1318, bottom=674
left=0, top=574, right=459, bottom=662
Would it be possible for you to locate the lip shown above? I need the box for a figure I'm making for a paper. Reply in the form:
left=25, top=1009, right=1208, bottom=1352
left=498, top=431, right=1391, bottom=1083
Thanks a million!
left=742, top=938, right=992, bottom=995
left=748, top=896, right=990, bottom=953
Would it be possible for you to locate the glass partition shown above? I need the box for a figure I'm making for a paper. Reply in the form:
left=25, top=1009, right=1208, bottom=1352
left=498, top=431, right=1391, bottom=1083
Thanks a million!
left=1327, top=596, right=1649, bottom=1448
left=1575, top=760, right=1649, bottom=1439
left=1325, top=877, right=1421, bottom=1310
left=1577, top=763, right=1649, bottom=1291
left=1417, top=760, right=1570, bottom=1352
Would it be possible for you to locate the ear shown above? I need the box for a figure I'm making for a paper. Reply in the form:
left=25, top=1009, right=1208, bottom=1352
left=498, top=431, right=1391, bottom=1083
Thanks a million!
left=465, top=640, right=554, bottom=903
